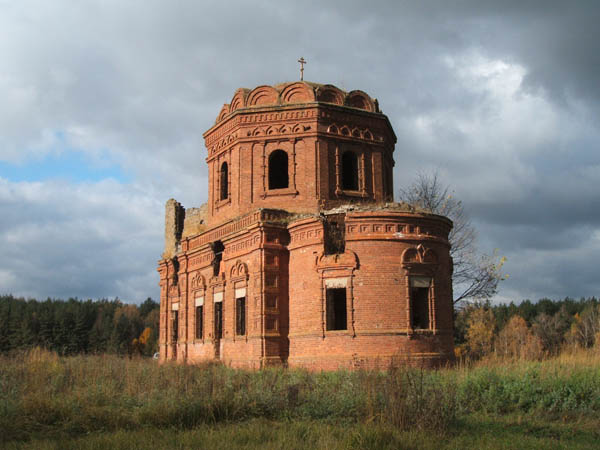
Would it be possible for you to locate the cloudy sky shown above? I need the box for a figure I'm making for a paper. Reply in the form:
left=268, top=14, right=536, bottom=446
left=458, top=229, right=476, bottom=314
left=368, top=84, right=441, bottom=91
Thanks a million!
left=1, top=1, right=598, bottom=304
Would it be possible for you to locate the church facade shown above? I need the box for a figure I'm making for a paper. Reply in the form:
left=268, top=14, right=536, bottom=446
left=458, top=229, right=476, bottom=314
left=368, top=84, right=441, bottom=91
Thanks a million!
left=157, top=81, right=454, bottom=370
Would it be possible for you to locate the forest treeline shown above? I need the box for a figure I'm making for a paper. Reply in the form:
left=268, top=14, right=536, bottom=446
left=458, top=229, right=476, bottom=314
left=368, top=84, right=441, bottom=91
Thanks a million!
left=0, top=295, right=159, bottom=356
left=1, top=294, right=599, bottom=359
left=455, top=296, right=600, bottom=359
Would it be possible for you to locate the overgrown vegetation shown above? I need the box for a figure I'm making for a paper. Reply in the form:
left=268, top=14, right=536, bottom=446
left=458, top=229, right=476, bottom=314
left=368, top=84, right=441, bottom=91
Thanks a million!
left=1, top=348, right=599, bottom=448
left=0, top=295, right=159, bottom=357
left=2, top=295, right=600, bottom=447
left=0, top=349, right=458, bottom=443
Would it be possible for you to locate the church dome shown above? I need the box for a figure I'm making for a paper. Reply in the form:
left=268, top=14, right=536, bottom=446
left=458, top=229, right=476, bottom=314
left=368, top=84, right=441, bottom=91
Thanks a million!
left=215, top=81, right=380, bottom=124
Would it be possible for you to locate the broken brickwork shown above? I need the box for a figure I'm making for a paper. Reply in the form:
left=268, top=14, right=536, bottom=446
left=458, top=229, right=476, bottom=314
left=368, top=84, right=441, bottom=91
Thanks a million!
left=158, top=82, right=455, bottom=369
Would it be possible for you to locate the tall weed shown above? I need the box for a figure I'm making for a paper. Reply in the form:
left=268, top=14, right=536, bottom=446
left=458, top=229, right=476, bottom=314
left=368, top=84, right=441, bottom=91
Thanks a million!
left=2, top=347, right=599, bottom=444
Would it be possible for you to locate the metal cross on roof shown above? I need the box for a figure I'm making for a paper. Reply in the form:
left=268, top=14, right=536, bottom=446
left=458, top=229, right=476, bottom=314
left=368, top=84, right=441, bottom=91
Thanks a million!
left=298, top=57, right=306, bottom=81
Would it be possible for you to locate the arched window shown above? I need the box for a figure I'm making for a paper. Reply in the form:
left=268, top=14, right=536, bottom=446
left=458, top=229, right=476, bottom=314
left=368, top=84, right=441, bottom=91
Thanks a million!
left=220, top=162, right=228, bottom=200
left=342, top=151, right=359, bottom=191
left=268, top=150, right=288, bottom=189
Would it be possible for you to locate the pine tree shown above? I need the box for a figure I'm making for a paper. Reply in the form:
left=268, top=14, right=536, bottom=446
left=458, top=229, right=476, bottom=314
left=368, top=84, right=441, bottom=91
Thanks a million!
left=38, top=303, right=55, bottom=350
left=54, top=308, right=75, bottom=355
left=139, top=298, right=159, bottom=318
left=0, top=298, right=12, bottom=352
left=110, top=313, right=132, bottom=355
left=73, top=304, right=90, bottom=353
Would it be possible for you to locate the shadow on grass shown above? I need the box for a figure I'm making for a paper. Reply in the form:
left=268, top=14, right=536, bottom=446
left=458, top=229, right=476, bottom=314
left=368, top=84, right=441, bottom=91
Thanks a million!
left=3, top=417, right=600, bottom=450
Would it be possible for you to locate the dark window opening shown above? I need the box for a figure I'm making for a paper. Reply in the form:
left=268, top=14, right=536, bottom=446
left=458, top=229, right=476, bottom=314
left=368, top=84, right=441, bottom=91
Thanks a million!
left=236, top=297, right=246, bottom=335
left=171, top=310, right=178, bottom=342
left=323, top=214, right=345, bottom=255
left=411, top=287, right=430, bottom=329
left=266, top=317, right=277, bottom=330
left=266, top=294, right=277, bottom=309
left=214, top=302, right=223, bottom=339
left=268, top=150, right=289, bottom=189
left=195, top=306, right=203, bottom=339
left=382, top=162, right=389, bottom=198
left=220, top=162, right=229, bottom=200
left=266, top=274, right=277, bottom=287
left=171, top=257, right=180, bottom=286
left=342, top=151, right=359, bottom=191
left=326, top=288, right=347, bottom=331
left=210, top=240, right=224, bottom=277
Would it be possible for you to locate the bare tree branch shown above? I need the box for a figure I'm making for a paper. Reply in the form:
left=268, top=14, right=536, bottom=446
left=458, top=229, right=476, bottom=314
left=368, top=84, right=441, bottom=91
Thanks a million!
left=398, top=171, right=506, bottom=305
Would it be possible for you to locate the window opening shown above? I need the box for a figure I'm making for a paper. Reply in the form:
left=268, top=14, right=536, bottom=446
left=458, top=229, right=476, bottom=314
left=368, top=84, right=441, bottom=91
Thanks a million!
left=210, top=240, right=224, bottom=277
left=341, top=151, right=359, bottom=191
left=326, top=288, right=347, bottom=331
left=410, top=277, right=431, bottom=329
left=236, top=296, right=246, bottom=335
left=195, top=306, right=203, bottom=339
left=266, top=294, right=277, bottom=309
left=220, top=162, right=228, bottom=200
left=268, top=150, right=289, bottom=189
left=171, top=257, right=180, bottom=285
left=214, top=302, right=223, bottom=339
left=323, top=214, right=345, bottom=255
left=171, top=311, right=179, bottom=342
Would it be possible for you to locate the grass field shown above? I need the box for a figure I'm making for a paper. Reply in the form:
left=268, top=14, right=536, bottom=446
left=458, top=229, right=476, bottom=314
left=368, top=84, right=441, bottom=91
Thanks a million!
left=1, top=349, right=599, bottom=449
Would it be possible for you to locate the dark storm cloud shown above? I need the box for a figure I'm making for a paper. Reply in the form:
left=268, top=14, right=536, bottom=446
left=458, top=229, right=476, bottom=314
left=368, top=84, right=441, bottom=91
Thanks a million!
left=0, top=1, right=598, bottom=302
left=322, top=0, right=600, bottom=106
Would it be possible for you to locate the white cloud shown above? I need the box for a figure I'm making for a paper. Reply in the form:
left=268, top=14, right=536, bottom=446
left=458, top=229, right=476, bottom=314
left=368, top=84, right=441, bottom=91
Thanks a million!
left=0, top=1, right=599, bottom=304
left=0, top=177, right=163, bottom=301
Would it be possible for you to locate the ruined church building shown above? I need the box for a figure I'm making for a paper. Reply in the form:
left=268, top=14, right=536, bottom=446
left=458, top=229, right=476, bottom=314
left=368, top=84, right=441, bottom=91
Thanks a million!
left=158, top=81, right=454, bottom=370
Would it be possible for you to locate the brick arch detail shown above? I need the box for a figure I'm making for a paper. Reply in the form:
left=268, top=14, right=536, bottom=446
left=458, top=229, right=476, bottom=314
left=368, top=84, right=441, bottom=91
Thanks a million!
left=402, top=247, right=419, bottom=263
left=280, top=82, right=316, bottom=104
left=216, top=104, right=230, bottom=123
left=252, top=127, right=265, bottom=136
left=230, top=88, right=249, bottom=112
left=261, top=141, right=298, bottom=197
left=346, top=90, right=376, bottom=112
left=402, top=245, right=439, bottom=265
left=230, top=260, right=249, bottom=279
left=316, top=85, right=345, bottom=105
left=247, top=85, right=279, bottom=106
left=190, top=272, right=206, bottom=291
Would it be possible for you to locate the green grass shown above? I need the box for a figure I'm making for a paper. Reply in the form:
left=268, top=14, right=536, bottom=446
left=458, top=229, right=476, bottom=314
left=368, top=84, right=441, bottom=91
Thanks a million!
left=3, top=417, right=599, bottom=450
left=1, top=349, right=599, bottom=448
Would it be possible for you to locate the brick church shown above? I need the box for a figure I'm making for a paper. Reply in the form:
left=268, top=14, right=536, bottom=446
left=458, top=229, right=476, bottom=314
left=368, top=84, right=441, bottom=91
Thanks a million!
left=157, top=80, right=455, bottom=370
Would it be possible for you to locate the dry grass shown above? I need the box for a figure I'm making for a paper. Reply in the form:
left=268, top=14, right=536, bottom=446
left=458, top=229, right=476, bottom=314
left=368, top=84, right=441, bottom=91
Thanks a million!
left=0, top=349, right=457, bottom=444
left=1, top=347, right=599, bottom=446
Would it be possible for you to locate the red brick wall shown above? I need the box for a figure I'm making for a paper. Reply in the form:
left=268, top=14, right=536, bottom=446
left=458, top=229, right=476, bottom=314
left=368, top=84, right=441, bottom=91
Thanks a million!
left=158, top=83, right=454, bottom=370
left=158, top=219, right=292, bottom=368
left=159, top=209, right=454, bottom=369
left=204, top=103, right=395, bottom=228
left=286, top=212, right=454, bottom=370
